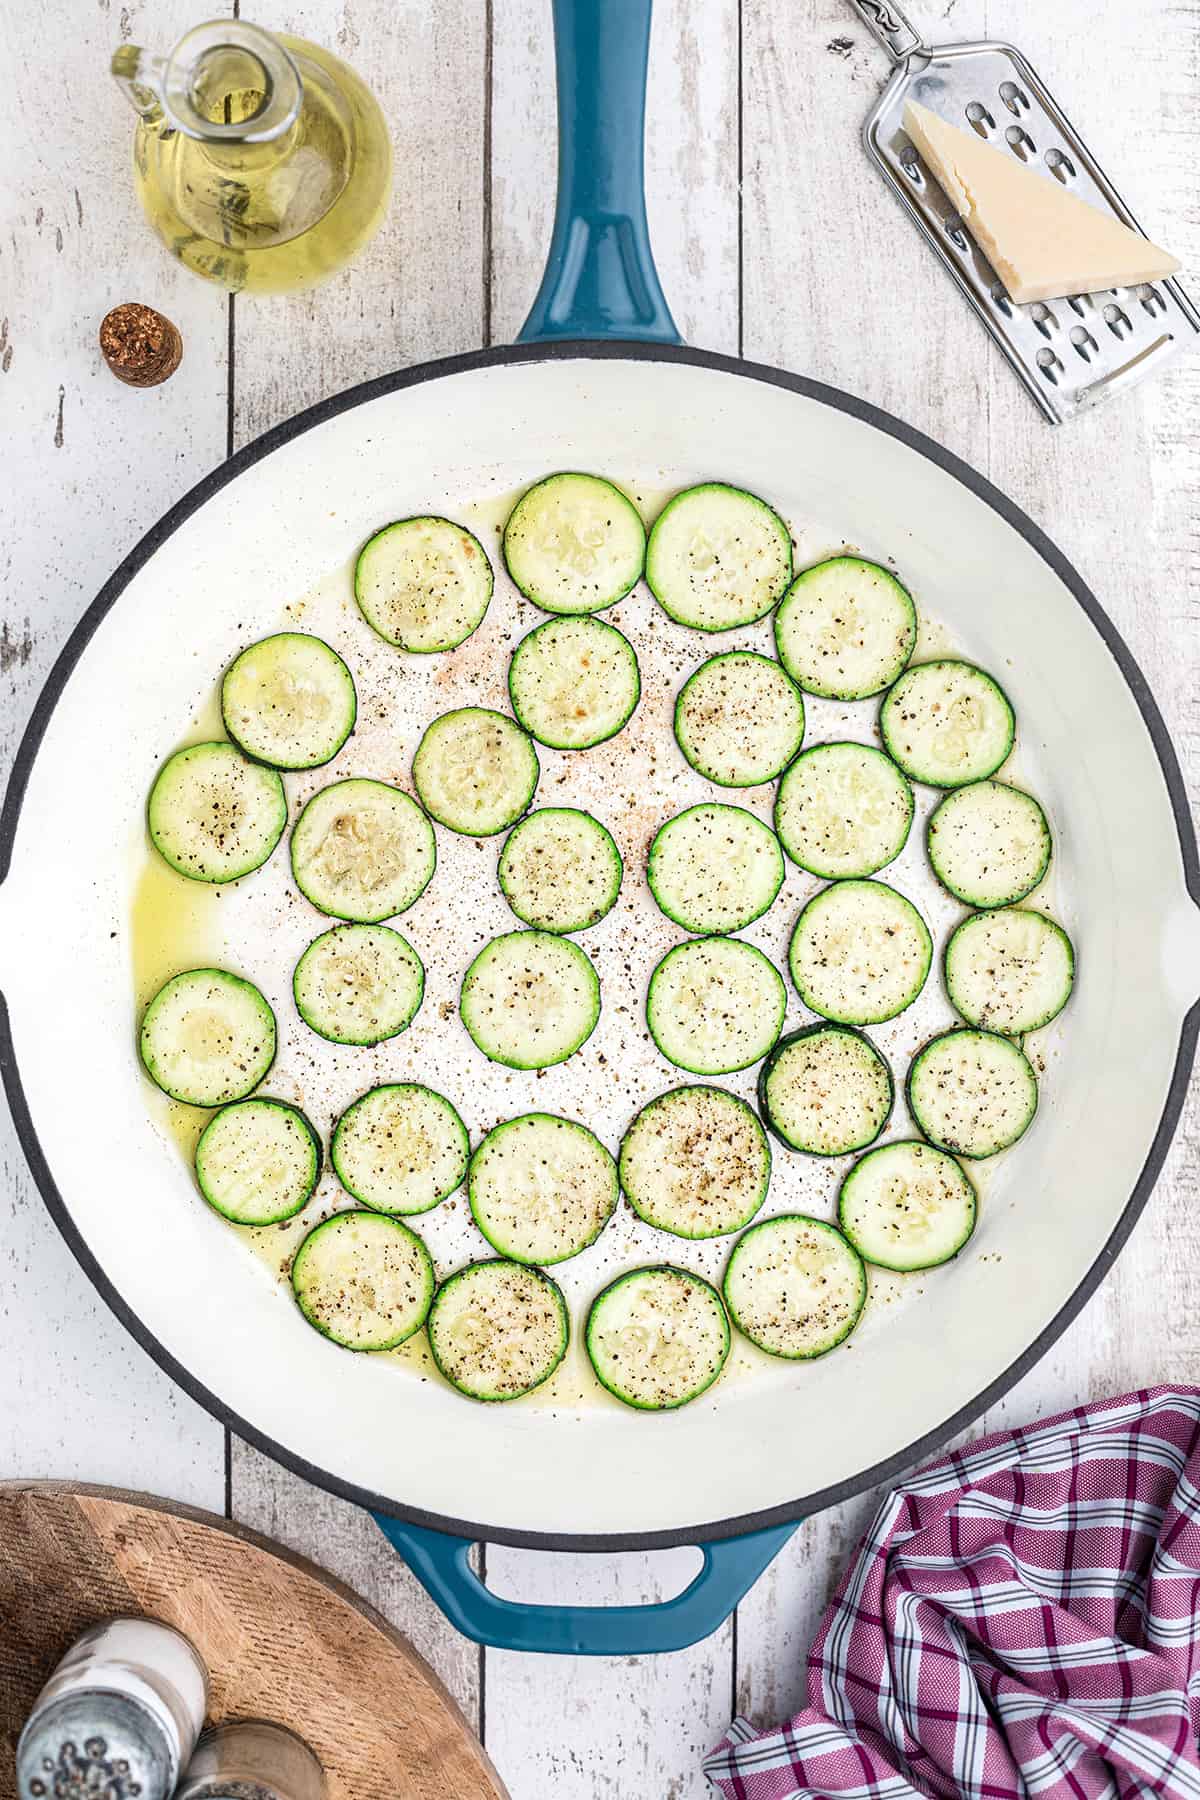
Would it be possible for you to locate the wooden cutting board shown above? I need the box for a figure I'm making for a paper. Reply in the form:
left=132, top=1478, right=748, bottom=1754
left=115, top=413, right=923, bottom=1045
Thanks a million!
left=0, top=1482, right=508, bottom=1800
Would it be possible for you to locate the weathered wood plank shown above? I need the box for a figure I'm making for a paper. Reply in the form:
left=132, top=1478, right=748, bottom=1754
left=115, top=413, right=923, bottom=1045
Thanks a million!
left=224, top=0, right=488, bottom=1723
left=740, top=0, right=991, bottom=466
left=0, top=0, right=229, bottom=1509
left=228, top=0, right=488, bottom=439
left=481, top=3, right=740, bottom=1794
left=734, top=0, right=1200, bottom=1734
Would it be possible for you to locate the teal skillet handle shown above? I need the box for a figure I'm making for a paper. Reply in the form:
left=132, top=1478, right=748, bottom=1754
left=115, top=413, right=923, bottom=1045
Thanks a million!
left=517, top=0, right=681, bottom=345
left=372, top=1516, right=795, bottom=1655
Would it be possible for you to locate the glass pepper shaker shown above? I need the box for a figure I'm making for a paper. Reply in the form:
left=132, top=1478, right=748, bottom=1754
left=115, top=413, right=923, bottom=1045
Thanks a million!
left=16, top=1617, right=209, bottom=1800
left=176, top=1720, right=326, bottom=1800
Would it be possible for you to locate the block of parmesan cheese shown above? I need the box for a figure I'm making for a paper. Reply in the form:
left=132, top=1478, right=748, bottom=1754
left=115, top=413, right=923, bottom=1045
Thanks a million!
left=903, top=100, right=1180, bottom=304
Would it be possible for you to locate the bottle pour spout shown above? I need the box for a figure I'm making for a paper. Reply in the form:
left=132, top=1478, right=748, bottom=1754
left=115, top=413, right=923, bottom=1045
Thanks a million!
left=111, top=20, right=301, bottom=143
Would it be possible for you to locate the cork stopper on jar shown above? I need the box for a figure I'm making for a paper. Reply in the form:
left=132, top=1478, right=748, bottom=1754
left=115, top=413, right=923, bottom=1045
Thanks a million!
left=99, top=303, right=183, bottom=387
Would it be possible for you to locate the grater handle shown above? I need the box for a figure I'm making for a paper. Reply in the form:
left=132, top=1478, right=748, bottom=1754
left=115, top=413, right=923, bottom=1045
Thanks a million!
left=847, top=0, right=927, bottom=63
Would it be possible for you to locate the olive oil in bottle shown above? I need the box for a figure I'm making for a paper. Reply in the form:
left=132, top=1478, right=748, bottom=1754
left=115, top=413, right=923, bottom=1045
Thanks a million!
left=112, top=21, right=392, bottom=294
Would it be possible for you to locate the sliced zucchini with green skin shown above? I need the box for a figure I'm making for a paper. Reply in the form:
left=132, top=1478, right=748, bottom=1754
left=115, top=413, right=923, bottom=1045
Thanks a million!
left=290, top=778, right=436, bottom=923
left=221, top=633, right=356, bottom=770
left=839, top=1141, right=977, bottom=1272
left=880, top=660, right=1015, bottom=788
left=724, top=1215, right=866, bottom=1359
left=508, top=615, right=640, bottom=750
left=468, top=1113, right=618, bottom=1264
left=291, top=1211, right=434, bottom=1351
left=354, top=516, right=493, bottom=652
left=647, top=938, right=786, bottom=1076
left=775, top=742, right=914, bottom=879
left=148, top=742, right=286, bottom=884
left=460, top=930, right=600, bottom=1069
left=787, top=879, right=932, bottom=1026
left=648, top=804, right=784, bottom=936
left=498, top=808, right=622, bottom=934
left=907, top=1028, right=1038, bottom=1158
left=674, top=652, right=805, bottom=787
left=619, top=1085, right=771, bottom=1240
left=331, top=1083, right=468, bottom=1216
left=945, top=908, right=1075, bottom=1036
left=140, top=968, right=276, bottom=1108
left=927, top=780, right=1052, bottom=908
left=195, top=1098, right=321, bottom=1226
left=293, top=923, right=424, bottom=1046
left=758, top=1024, right=893, bottom=1156
left=503, top=473, right=646, bottom=616
left=427, top=1260, right=569, bottom=1401
left=774, top=558, right=917, bottom=700
left=412, top=707, right=539, bottom=837
left=586, top=1266, right=730, bottom=1410
left=646, top=483, right=793, bottom=632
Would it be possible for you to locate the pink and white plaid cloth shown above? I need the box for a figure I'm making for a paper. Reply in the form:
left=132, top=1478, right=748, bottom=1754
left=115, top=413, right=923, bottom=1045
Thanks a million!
left=705, top=1387, right=1200, bottom=1800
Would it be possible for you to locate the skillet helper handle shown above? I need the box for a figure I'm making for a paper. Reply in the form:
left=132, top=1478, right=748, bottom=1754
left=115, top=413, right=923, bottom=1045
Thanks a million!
left=517, top=0, right=680, bottom=345
left=372, top=1515, right=794, bottom=1655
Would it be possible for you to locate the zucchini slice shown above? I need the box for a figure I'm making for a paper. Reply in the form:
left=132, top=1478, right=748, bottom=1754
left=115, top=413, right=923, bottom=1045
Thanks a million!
left=774, top=557, right=916, bottom=699
left=619, top=1085, right=771, bottom=1239
left=907, top=1028, right=1038, bottom=1158
left=647, top=803, right=784, bottom=936
left=503, top=473, right=646, bottom=616
left=291, top=1211, right=434, bottom=1351
left=674, top=652, right=805, bottom=787
left=221, top=632, right=356, bottom=769
left=508, top=615, right=640, bottom=750
left=412, top=707, right=539, bottom=837
left=290, top=778, right=436, bottom=922
left=427, top=1260, right=569, bottom=1401
left=195, top=1098, right=321, bottom=1226
left=460, top=929, right=600, bottom=1069
left=927, top=780, right=1052, bottom=908
left=723, top=1215, right=866, bottom=1359
left=586, top=1266, right=730, bottom=1409
left=838, top=1140, right=977, bottom=1272
left=498, top=808, right=622, bottom=933
left=646, top=938, right=786, bottom=1076
left=468, top=1113, right=618, bottom=1264
left=331, top=1082, right=468, bottom=1216
left=944, top=907, right=1075, bottom=1036
left=775, top=741, right=913, bottom=879
left=293, top=923, right=424, bottom=1045
left=646, top=483, right=793, bottom=631
left=787, top=879, right=932, bottom=1026
left=140, top=968, right=276, bottom=1108
left=354, top=515, right=493, bottom=652
left=148, top=741, right=286, bottom=884
left=880, top=659, right=1015, bottom=788
left=758, top=1024, right=893, bottom=1156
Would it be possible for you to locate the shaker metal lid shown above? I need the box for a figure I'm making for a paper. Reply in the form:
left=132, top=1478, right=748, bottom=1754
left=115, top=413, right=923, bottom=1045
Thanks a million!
left=17, top=1690, right=176, bottom=1800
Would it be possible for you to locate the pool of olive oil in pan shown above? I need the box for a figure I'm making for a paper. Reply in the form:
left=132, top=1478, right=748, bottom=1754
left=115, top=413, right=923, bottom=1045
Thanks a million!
left=132, top=36, right=391, bottom=294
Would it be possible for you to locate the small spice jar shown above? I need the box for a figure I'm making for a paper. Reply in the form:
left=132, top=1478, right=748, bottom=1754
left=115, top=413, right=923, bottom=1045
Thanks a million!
left=16, top=1617, right=209, bottom=1800
left=176, top=1720, right=326, bottom=1800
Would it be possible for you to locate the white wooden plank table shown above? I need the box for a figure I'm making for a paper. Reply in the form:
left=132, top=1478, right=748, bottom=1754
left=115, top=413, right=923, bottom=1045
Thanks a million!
left=2, top=1, right=1198, bottom=1793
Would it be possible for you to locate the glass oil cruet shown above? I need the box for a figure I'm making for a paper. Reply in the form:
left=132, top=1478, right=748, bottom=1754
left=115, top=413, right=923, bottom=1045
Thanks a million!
left=112, top=20, right=392, bottom=293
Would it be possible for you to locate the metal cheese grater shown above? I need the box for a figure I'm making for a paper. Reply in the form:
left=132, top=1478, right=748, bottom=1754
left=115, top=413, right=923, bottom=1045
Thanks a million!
left=849, top=0, right=1199, bottom=422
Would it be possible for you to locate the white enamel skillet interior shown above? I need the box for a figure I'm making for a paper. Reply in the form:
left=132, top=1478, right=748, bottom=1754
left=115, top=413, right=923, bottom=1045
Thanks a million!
left=3, top=344, right=1199, bottom=1549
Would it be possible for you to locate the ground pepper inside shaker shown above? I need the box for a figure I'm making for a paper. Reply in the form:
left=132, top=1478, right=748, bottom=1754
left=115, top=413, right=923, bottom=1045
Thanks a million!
left=16, top=1617, right=209, bottom=1800
left=175, top=1720, right=326, bottom=1800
